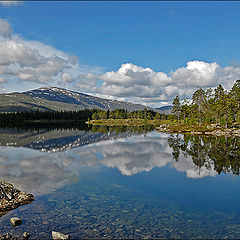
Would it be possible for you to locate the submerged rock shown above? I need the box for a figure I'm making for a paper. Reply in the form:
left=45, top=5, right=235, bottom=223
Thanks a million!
left=23, top=232, right=30, bottom=240
left=10, top=217, right=22, bottom=227
left=0, top=233, right=12, bottom=240
left=52, top=231, right=70, bottom=239
left=0, top=180, right=34, bottom=216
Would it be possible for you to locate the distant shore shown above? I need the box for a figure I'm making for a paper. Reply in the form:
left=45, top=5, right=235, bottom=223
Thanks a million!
left=87, top=119, right=240, bottom=137
left=86, top=119, right=163, bottom=127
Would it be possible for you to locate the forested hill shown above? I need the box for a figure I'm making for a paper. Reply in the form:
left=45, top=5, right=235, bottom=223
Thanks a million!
left=0, top=87, right=152, bottom=112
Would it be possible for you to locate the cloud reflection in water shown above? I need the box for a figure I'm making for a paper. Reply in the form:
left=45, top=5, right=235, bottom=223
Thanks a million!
left=0, top=131, right=223, bottom=196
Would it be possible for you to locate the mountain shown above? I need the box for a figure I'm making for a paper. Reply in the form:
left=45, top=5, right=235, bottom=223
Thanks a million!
left=0, top=87, right=152, bottom=112
left=155, top=105, right=173, bottom=114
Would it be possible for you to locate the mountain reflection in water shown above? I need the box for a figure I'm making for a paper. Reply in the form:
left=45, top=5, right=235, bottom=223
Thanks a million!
left=0, top=126, right=239, bottom=196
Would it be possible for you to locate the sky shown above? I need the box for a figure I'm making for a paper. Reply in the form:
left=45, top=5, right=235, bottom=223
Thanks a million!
left=0, top=1, right=240, bottom=107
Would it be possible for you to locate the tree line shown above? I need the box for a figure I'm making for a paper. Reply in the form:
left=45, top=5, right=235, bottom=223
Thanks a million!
left=0, top=109, right=96, bottom=125
left=91, top=108, right=168, bottom=120
left=172, top=79, right=240, bottom=127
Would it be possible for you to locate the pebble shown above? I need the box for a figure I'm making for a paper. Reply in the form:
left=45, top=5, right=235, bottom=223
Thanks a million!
left=10, top=217, right=22, bottom=227
left=23, top=232, right=30, bottom=240
left=0, top=233, right=12, bottom=239
left=52, top=231, right=70, bottom=240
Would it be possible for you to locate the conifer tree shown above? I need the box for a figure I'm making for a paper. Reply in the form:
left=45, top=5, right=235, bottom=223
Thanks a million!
left=172, top=95, right=180, bottom=123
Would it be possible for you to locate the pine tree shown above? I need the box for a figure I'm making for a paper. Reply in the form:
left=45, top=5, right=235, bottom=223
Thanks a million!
left=172, top=95, right=181, bottom=123
left=192, top=88, right=205, bottom=126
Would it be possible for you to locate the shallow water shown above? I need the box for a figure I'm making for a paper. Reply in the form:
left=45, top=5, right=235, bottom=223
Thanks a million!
left=0, top=126, right=240, bottom=239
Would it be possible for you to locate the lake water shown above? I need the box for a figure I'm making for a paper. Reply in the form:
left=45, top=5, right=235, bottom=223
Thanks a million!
left=0, top=125, right=240, bottom=239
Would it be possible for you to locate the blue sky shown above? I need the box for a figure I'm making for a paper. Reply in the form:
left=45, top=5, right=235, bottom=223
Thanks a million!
left=0, top=1, right=240, bottom=107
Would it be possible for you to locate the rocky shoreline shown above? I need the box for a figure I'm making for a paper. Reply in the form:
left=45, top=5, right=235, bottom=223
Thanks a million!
left=156, top=124, right=240, bottom=137
left=0, top=180, right=34, bottom=217
left=0, top=181, right=71, bottom=239
left=0, top=180, right=35, bottom=239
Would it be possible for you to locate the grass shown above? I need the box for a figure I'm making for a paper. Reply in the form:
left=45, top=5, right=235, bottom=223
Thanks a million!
left=87, top=119, right=170, bottom=127
left=87, top=119, right=240, bottom=135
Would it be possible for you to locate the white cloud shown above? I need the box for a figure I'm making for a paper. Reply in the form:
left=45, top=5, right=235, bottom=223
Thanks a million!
left=0, top=17, right=102, bottom=91
left=171, top=61, right=220, bottom=88
left=0, top=18, right=12, bottom=38
left=1, top=17, right=240, bottom=106
left=100, top=63, right=171, bottom=92
left=84, top=61, right=240, bottom=107
left=0, top=39, right=43, bottom=66
left=62, top=72, right=74, bottom=83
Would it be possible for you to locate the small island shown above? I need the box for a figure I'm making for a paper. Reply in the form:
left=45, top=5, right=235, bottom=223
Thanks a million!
left=87, top=80, right=240, bottom=137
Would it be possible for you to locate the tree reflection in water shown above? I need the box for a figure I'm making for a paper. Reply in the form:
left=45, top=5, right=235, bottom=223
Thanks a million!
left=168, top=134, right=240, bottom=176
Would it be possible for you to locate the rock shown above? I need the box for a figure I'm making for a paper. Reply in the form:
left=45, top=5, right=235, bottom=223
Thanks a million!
left=10, top=217, right=22, bottom=227
left=23, top=232, right=30, bottom=240
left=0, top=233, right=12, bottom=239
left=52, top=231, right=70, bottom=240
left=0, top=180, right=34, bottom=216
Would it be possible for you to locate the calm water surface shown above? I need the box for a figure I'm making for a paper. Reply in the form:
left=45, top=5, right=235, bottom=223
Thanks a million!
left=0, top=125, right=240, bottom=239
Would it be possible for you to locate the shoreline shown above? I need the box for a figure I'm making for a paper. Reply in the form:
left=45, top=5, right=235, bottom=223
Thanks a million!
left=87, top=119, right=240, bottom=137
left=155, top=125, right=240, bottom=137
left=0, top=180, right=34, bottom=217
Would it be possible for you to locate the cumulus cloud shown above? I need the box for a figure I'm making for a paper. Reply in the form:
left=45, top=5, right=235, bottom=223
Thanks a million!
left=84, top=61, right=240, bottom=107
left=100, top=63, right=172, bottom=98
left=0, top=39, right=44, bottom=66
left=0, top=17, right=101, bottom=92
left=171, top=61, right=220, bottom=88
left=1, top=17, right=240, bottom=106
left=0, top=18, right=12, bottom=38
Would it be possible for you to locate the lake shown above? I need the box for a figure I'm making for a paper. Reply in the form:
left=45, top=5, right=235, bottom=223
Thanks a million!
left=0, top=125, right=240, bottom=239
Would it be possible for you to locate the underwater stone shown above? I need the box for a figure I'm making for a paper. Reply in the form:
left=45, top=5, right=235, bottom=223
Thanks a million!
left=23, top=232, right=30, bottom=240
left=10, top=217, right=22, bottom=227
left=52, top=231, right=70, bottom=240
left=0, top=233, right=12, bottom=239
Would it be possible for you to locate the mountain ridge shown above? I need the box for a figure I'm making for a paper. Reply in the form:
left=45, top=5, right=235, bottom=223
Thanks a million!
left=0, top=87, right=171, bottom=113
left=0, top=87, right=150, bottom=112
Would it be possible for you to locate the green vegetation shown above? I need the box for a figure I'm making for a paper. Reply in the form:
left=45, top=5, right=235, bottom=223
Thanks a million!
left=88, top=80, right=240, bottom=133
left=89, top=119, right=169, bottom=127
left=90, top=108, right=167, bottom=121
left=171, top=80, right=240, bottom=127
left=88, top=108, right=170, bottom=127
left=91, top=125, right=154, bottom=134
left=1, top=80, right=240, bottom=134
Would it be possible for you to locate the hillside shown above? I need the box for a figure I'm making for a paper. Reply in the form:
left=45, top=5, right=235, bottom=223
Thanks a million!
left=0, top=87, right=151, bottom=112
